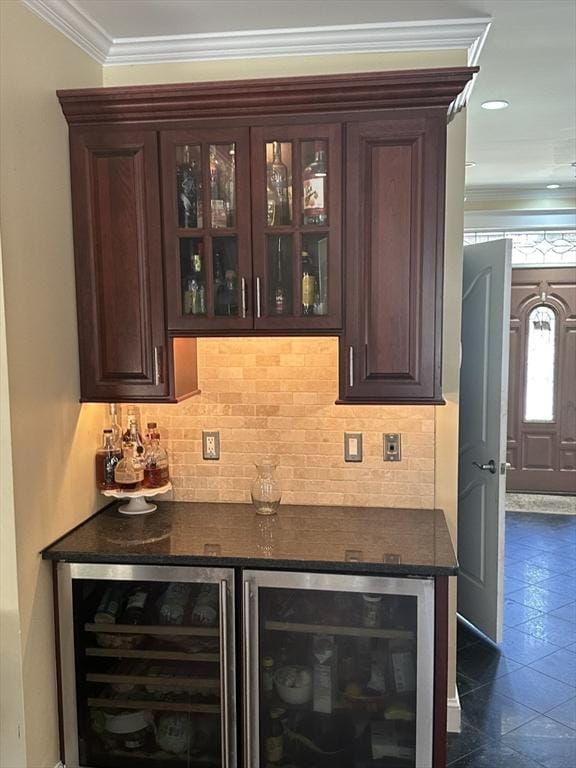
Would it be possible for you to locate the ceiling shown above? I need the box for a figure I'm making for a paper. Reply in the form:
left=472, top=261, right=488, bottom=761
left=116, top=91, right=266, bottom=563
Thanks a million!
left=27, top=0, right=576, bottom=195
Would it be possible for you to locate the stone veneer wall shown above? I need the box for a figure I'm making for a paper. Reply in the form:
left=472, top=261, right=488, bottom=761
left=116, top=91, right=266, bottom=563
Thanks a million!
left=138, top=337, right=436, bottom=508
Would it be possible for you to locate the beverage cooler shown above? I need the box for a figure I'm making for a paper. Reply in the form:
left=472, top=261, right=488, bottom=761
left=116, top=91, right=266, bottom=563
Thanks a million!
left=57, top=565, right=435, bottom=768
left=243, top=571, right=435, bottom=768
left=57, top=564, right=236, bottom=768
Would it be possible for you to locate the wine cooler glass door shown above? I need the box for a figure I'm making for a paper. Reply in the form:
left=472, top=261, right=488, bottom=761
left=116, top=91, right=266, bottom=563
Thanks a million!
left=243, top=570, right=434, bottom=768
left=58, top=563, right=236, bottom=768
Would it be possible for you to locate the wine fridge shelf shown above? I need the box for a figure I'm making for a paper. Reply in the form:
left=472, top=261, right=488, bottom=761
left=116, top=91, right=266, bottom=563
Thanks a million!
left=86, top=648, right=220, bottom=663
left=86, top=673, right=220, bottom=689
left=264, top=620, right=414, bottom=639
left=84, top=623, right=219, bottom=637
left=87, top=698, right=221, bottom=714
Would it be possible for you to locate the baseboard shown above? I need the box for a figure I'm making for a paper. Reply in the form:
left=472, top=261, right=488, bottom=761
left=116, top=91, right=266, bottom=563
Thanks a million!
left=447, top=687, right=462, bottom=733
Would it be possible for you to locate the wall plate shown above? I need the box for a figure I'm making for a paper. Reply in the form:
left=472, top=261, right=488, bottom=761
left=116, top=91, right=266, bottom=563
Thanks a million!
left=384, top=433, right=402, bottom=461
left=202, top=431, right=220, bottom=460
left=344, top=432, right=363, bottom=462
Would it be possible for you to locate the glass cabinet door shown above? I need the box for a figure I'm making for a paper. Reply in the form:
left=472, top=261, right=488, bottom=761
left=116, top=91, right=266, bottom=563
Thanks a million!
left=58, top=564, right=236, bottom=768
left=251, top=125, right=342, bottom=330
left=243, top=571, right=434, bottom=768
left=161, top=129, right=252, bottom=331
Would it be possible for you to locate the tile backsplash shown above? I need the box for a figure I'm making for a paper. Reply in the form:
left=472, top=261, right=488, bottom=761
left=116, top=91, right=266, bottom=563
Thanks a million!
left=139, top=337, right=436, bottom=508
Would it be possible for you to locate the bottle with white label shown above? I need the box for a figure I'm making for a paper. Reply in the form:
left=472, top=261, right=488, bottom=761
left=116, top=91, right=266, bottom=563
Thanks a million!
left=302, top=143, right=327, bottom=225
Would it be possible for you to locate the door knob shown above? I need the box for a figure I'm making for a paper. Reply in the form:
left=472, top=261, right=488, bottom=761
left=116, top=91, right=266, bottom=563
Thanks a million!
left=472, top=459, right=496, bottom=474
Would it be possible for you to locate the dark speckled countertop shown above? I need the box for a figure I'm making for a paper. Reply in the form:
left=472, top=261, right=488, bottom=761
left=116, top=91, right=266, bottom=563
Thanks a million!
left=42, top=502, right=457, bottom=576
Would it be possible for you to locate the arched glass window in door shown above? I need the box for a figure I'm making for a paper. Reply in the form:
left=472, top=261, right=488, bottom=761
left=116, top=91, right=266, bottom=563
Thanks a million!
left=524, top=305, right=557, bottom=422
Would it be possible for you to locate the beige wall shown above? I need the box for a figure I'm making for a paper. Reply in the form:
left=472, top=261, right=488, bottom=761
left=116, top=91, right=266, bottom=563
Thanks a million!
left=0, top=2, right=104, bottom=766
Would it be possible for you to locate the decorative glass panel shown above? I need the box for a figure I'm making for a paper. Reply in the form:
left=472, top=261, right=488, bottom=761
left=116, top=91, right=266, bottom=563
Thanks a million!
left=266, top=141, right=292, bottom=226
left=180, top=238, right=206, bottom=316
left=213, top=237, right=239, bottom=316
left=209, top=143, right=236, bottom=228
left=525, top=305, right=556, bottom=421
left=463, top=230, right=576, bottom=266
left=301, top=234, right=329, bottom=316
left=267, top=235, right=293, bottom=315
left=302, top=140, right=328, bottom=226
left=176, top=145, right=202, bottom=228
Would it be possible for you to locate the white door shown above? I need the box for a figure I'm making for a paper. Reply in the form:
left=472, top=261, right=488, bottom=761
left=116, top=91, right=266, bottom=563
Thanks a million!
left=458, top=239, right=512, bottom=643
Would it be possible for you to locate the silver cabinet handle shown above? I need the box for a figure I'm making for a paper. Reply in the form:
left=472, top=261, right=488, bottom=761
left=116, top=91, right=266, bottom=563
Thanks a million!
left=243, top=580, right=252, bottom=767
left=219, top=580, right=230, bottom=768
left=241, top=277, right=247, bottom=319
left=473, top=459, right=496, bottom=474
left=153, top=346, right=163, bottom=385
left=256, top=277, right=261, bottom=319
left=349, top=346, right=354, bottom=387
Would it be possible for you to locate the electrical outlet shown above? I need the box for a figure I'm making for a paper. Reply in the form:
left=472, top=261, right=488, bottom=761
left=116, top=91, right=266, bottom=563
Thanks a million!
left=202, top=431, right=220, bottom=460
left=344, top=432, right=363, bottom=462
left=384, top=433, right=401, bottom=462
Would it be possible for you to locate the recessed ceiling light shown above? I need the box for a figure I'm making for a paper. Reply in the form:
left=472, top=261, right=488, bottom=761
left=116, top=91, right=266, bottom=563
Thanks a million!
left=481, top=100, right=510, bottom=110
left=546, top=184, right=561, bottom=189
left=465, top=162, right=476, bottom=168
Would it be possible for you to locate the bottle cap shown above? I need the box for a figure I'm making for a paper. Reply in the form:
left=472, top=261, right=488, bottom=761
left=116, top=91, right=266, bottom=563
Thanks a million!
left=147, top=422, right=157, bottom=429
left=103, top=429, right=113, bottom=433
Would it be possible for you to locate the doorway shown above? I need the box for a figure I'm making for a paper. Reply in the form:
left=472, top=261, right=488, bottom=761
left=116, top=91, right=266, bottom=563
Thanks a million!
left=506, top=267, right=576, bottom=494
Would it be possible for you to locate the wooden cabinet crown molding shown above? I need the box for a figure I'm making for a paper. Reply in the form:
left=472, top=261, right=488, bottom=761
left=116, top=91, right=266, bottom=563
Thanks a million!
left=57, top=66, right=477, bottom=125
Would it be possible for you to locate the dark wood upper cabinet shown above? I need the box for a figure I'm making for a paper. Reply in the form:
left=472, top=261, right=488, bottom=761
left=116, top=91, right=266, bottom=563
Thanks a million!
left=59, top=67, right=475, bottom=404
left=69, top=127, right=198, bottom=402
left=339, top=113, right=447, bottom=404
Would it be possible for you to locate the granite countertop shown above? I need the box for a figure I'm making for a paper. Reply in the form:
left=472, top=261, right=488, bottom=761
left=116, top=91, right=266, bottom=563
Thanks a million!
left=42, top=502, right=457, bottom=576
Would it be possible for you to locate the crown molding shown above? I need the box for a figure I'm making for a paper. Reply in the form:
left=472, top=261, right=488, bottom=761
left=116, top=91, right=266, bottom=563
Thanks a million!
left=465, top=186, right=576, bottom=202
left=22, top=0, right=111, bottom=64
left=22, top=1, right=490, bottom=78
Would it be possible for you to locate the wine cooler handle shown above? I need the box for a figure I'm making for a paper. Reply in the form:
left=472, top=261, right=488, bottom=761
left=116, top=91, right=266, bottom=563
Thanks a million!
left=349, top=346, right=354, bottom=387
left=256, top=277, right=262, bottom=319
left=153, top=346, right=163, bottom=385
left=219, top=580, right=230, bottom=768
left=243, top=580, right=252, bottom=766
left=241, top=277, right=247, bottom=319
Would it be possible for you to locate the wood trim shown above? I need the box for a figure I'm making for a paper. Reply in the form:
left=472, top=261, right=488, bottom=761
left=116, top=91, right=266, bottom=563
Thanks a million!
left=433, top=576, right=449, bottom=768
left=57, top=67, right=477, bottom=125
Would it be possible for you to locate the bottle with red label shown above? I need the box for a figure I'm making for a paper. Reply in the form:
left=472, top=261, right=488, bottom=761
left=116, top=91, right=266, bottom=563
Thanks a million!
left=302, top=143, right=327, bottom=225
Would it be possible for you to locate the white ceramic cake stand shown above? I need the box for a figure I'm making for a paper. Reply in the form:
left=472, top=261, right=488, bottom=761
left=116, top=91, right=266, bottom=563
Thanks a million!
left=101, top=482, right=172, bottom=515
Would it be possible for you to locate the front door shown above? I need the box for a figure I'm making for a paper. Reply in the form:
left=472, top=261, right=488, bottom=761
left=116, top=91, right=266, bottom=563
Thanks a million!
left=458, top=239, right=512, bottom=643
left=507, top=266, right=576, bottom=493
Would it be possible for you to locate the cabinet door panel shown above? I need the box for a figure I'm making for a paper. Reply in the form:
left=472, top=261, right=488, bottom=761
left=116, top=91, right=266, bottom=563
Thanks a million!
left=160, top=128, right=253, bottom=332
left=251, top=124, right=342, bottom=331
left=341, top=115, right=446, bottom=403
left=70, top=128, right=168, bottom=400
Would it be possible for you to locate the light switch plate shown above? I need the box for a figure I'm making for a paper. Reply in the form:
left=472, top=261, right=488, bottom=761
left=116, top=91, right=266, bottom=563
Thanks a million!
left=344, top=432, right=363, bottom=462
left=202, top=431, right=220, bottom=460
left=384, top=433, right=401, bottom=461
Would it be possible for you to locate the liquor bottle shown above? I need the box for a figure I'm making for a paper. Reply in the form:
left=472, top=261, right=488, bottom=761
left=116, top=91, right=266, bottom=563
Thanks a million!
left=122, top=406, right=143, bottom=451
left=121, top=586, right=149, bottom=624
left=225, top=149, right=236, bottom=227
left=210, top=146, right=227, bottom=228
left=273, top=237, right=287, bottom=315
left=177, top=145, right=200, bottom=228
left=267, top=142, right=289, bottom=226
left=143, top=422, right=170, bottom=488
left=301, top=250, right=316, bottom=316
left=107, top=403, right=122, bottom=449
left=184, top=251, right=206, bottom=315
left=95, top=429, right=122, bottom=490
left=265, top=708, right=285, bottom=763
left=114, top=445, right=144, bottom=490
left=303, top=143, right=327, bottom=225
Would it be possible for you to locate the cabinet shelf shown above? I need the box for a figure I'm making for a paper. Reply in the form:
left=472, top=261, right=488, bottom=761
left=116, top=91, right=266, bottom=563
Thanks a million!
left=84, top=623, right=219, bottom=637
left=87, top=698, right=220, bottom=714
left=86, top=673, right=220, bottom=689
left=264, top=620, right=414, bottom=640
left=86, top=648, right=219, bottom=663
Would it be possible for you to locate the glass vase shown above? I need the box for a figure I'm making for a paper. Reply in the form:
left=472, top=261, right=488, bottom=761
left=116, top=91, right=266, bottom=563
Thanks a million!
left=251, top=459, right=281, bottom=516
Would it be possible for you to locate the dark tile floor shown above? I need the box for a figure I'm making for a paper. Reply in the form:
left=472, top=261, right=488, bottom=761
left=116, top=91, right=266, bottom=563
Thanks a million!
left=448, top=510, right=576, bottom=767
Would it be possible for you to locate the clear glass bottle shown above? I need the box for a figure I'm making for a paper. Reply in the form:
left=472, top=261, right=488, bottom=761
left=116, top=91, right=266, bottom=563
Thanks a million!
left=95, top=429, right=122, bottom=490
left=177, top=145, right=200, bottom=228
left=303, top=143, right=327, bottom=225
left=115, top=444, right=144, bottom=490
left=184, top=251, right=206, bottom=315
left=251, top=459, right=282, bottom=515
left=267, top=142, right=289, bottom=226
left=273, top=237, right=287, bottom=315
left=122, top=406, right=143, bottom=451
left=143, top=422, right=170, bottom=488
